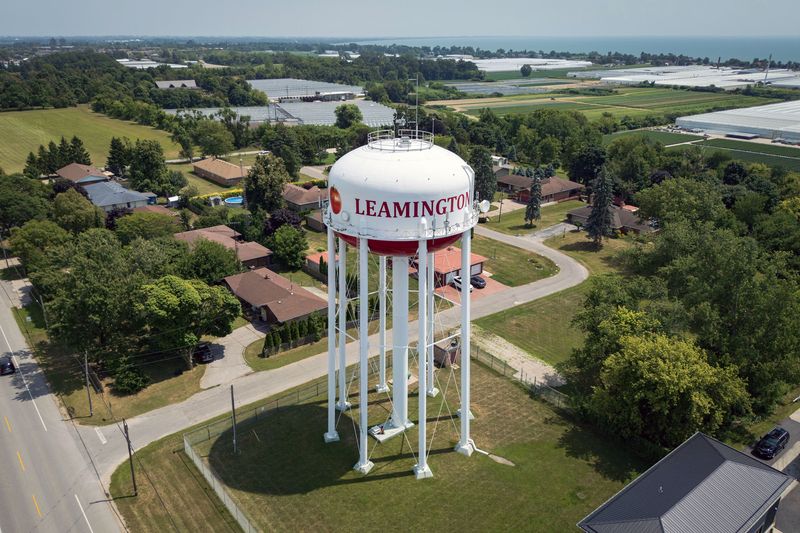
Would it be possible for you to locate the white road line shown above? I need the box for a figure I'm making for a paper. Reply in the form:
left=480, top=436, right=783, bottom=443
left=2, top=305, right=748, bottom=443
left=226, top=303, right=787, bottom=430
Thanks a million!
left=74, top=494, right=95, bottom=533
left=94, top=427, right=107, bottom=445
left=0, top=322, right=48, bottom=432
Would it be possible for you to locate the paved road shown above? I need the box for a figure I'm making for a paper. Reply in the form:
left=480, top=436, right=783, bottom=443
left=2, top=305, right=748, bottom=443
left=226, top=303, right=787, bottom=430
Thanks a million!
left=299, top=165, right=327, bottom=180
left=0, top=283, right=122, bottom=533
left=78, top=224, right=589, bottom=486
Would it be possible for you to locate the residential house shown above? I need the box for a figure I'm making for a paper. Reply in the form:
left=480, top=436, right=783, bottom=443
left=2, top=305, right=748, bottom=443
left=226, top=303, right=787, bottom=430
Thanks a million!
left=567, top=204, right=657, bottom=235
left=305, top=210, right=326, bottom=232
left=192, top=157, right=248, bottom=187
left=578, top=432, right=793, bottom=533
left=283, top=183, right=325, bottom=212
left=174, top=225, right=272, bottom=268
left=497, top=172, right=584, bottom=204
left=55, top=163, right=108, bottom=185
left=224, top=268, right=327, bottom=325
left=412, top=246, right=487, bottom=287
left=83, top=181, right=154, bottom=212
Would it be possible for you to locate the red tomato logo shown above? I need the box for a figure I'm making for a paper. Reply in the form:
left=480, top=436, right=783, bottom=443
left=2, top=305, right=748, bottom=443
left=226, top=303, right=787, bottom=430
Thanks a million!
left=329, top=187, right=342, bottom=214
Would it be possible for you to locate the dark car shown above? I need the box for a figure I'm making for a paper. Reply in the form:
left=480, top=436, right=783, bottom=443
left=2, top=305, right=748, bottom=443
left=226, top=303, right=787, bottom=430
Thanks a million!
left=192, top=343, right=214, bottom=364
left=0, top=357, right=15, bottom=376
left=470, top=275, right=486, bottom=289
left=754, top=427, right=790, bottom=460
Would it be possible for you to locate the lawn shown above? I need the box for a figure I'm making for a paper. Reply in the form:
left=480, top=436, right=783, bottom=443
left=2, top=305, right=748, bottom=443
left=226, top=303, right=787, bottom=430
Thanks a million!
left=473, top=231, right=632, bottom=367
left=112, top=361, right=644, bottom=532
left=602, top=129, right=704, bottom=146
left=167, top=163, right=228, bottom=196
left=0, top=105, right=181, bottom=173
left=12, top=303, right=206, bottom=425
left=482, top=199, right=584, bottom=235
left=458, top=234, right=557, bottom=286
left=668, top=141, right=800, bottom=172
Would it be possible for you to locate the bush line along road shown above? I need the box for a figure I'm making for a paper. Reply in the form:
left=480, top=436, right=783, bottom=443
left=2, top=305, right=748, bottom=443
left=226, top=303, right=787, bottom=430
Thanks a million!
left=0, top=222, right=587, bottom=532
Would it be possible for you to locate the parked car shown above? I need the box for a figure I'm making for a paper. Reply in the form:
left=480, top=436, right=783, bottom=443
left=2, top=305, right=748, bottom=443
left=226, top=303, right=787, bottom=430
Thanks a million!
left=192, top=343, right=214, bottom=364
left=754, top=427, right=790, bottom=460
left=452, top=276, right=473, bottom=293
left=0, top=357, right=15, bottom=376
left=470, top=275, right=486, bottom=289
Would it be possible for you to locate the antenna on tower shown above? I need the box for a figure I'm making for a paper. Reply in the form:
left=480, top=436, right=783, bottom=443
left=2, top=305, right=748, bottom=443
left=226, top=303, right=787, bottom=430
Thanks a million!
left=408, top=73, right=420, bottom=135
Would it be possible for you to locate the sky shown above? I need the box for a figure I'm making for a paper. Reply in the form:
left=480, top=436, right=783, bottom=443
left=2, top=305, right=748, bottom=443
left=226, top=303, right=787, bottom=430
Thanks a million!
left=2, top=0, right=799, bottom=38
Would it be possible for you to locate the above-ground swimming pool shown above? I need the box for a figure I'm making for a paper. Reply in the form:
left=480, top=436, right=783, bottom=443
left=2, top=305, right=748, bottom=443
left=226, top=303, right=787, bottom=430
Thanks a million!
left=224, top=196, right=244, bottom=208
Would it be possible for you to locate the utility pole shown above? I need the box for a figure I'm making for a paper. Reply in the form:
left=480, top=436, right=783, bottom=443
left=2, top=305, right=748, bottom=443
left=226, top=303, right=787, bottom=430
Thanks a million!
left=231, top=384, right=238, bottom=454
left=498, top=193, right=504, bottom=222
left=84, top=352, right=93, bottom=417
left=123, top=418, right=137, bottom=496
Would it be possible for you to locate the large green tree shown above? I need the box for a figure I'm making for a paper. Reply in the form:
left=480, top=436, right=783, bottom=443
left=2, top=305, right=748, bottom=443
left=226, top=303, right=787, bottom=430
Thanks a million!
left=192, top=119, right=234, bottom=158
left=52, top=189, right=105, bottom=234
left=243, top=153, right=289, bottom=214
left=180, top=238, right=242, bottom=284
left=469, top=145, right=496, bottom=203
left=584, top=170, right=614, bottom=247
left=267, top=225, right=308, bottom=270
left=115, top=212, right=177, bottom=244
left=524, top=176, right=542, bottom=226
left=635, top=177, right=726, bottom=226
left=334, top=103, right=363, bottom=129
left=9, top=220, right=71, bottom=274
left=135, top=275, right=240, bottom=367
left=107, top=137, right=132, bottom=177
left=590, top=334, right=750, bottom=448
left=0, top=174, right=51, bottom=231
left=128, top=139, right=172, bottom=196
left=604, top=135, right=663, bottom=200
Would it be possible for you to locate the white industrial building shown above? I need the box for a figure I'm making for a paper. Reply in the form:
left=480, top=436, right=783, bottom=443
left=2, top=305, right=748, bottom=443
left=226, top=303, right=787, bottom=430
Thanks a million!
left=472, top=58, right=592, bottom=72
left=569, top=65, right=800, bottom=90
left=676, top=100, right=800, bottom=142
left=246, top=78, right=364, bottom=102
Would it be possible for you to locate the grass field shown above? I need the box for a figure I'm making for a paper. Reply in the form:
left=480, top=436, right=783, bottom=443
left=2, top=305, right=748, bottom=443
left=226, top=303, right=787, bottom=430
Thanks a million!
left=112, top=361, right=643, bottom=532
left=460, top=234, right=557, bottom=286
left=667, top=139, right=800, bottom=171
left=474, top=231, right=631, bottom=367
left=482, top=199, right=584, bottom=235
left=13, top=303, right=206, bottom=425
left=449, top=88, right=773, bottom=122
left=602, top=129, right=704, bottom=146
left=0, top=105, right=181, bottom=173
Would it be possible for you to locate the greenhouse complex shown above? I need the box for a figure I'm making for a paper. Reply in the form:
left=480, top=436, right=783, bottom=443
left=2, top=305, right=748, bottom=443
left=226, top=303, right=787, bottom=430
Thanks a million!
left=676, top=100, right=800, bottom=142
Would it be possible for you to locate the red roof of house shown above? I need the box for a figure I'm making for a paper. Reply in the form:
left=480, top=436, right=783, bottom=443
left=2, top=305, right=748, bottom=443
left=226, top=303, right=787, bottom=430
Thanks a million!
left=283, top=183, right=325, bottom=208
left=174, top=225, right=271, bottom=262
left=430, top=246, right=487, bottom=275
left=56, top=163, right=107, bottom=183
left=192, top=158, right=248, bottom=181
left=224, top=268, right=327, bottom=323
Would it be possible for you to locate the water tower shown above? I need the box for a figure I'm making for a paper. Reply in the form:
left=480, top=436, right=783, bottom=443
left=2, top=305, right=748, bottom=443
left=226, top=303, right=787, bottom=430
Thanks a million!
left=322, top=130, right=479, bottom=479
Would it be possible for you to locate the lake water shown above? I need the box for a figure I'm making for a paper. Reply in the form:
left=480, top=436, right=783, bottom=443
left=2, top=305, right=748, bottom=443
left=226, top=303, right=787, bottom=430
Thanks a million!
left=352, top=36, right=800, bottom=63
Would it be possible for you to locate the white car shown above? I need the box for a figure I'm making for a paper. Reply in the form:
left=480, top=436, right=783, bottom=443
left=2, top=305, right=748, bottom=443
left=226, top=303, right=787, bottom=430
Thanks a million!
left=452, top=276, right=473, bottom=293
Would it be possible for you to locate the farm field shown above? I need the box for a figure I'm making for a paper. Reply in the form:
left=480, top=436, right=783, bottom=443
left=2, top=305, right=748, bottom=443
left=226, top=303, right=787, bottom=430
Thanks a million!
left=667, top=139, right=800, bottom=171
left=0, top=105, right=181, bottom=173
left=700, top=138, right=800, bottom=158
left=440, top=88, right=773, bottom=121
left=111, top=361, right=644, bottom=533
left=602, top=129, right=704, bottom=146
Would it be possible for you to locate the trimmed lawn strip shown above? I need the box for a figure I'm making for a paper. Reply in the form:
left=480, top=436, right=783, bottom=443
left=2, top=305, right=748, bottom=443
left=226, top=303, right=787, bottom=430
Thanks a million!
left=602, top=130, right=703, bottom=146
left=701, top=138, right=800, bottom=158
left=482, top=199, right=584, bottom=235
left=457, top=234, right=558, bottom=286
left=13, top=304, right=206, bottom=426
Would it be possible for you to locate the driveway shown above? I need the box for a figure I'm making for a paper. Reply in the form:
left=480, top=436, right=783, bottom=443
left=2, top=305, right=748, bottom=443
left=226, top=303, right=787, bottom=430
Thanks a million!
left=199, top=323, right=265, bottom=389
left=300, top=165, right=327, bottom=180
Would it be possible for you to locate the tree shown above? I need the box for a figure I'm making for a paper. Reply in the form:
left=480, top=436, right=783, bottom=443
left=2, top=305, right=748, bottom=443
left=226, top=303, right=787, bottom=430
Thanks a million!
left=244, top=154, right=289, bottom=214
left=135, top=275, right=241, bottom=367
left=24, top=152, right=42, bottom=179
left=590, top=334, right=750, bottom=448
left=192, top=119, right=234, bottom=157
left=604, top=135, right=663, bottom=200
left=566, top=144, right=606, bottom=186
left=469, top=145, right=496, bottom=203
left=520, top=64, right=533, bottom=77
left=128, top=140, right=172, bottom=196
left=115, top=212, right=177, bottom=244
left=584, top=170, right=614, bottom=247
left=635, top=177, right=725, bottom=226
left=9, top=220, right=70, bottom=273
left=334, top=104, right=363, bottom=129
left=263, top=208, right=301, bottom=238
left=180, top=238, right=242, bottom=284
left=69, top=136, right=91, bottom=165
left=268, top=225, right=308, bottom=269
left=524, top=176, right=542, bottom=226
left=0, top=174, right=51, bottom=231
left=107, top=137, right=131, bottom=177
left=261, top=124, right=301, bottom=176
left=52, top=189, right=105, bottom=234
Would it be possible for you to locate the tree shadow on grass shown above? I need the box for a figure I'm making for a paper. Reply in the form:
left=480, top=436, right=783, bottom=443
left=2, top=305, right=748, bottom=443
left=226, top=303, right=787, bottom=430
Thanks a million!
left=206, top=402, right=452, bottom=495
left=555, top=418, right=646, bottom=483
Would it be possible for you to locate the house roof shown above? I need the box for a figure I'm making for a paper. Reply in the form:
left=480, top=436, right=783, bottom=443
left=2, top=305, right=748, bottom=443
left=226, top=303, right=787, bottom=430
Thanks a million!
left=174, top=225, right=271, bottom=263
left=155, top=79, right=197, bottom=89
left=430, top=246, right=487, bottom=275
left=83, top=181, right=151, bottom=208
left=283, top=183, right=325, bottom=208
left=568, top=205, right=656, bottom=233
left=56, top=163, right=107, bottom=183
left=579, top=432, right=793, bottom=533
left=498, top=173, right=585, bottom=196
left=192, top=158, right=248, bottom=181
left=224, top=268, right=327, bottom=323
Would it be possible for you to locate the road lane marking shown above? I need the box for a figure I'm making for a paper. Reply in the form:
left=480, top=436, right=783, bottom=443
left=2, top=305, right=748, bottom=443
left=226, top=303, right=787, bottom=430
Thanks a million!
left=0, top=322, right=48, bottom=431
left=3, top=415, right=10, bottom=432
left=94, top=427, right=107, bottom=445
left=75, top=494, right=95, bottom=533
left=32, top=493, right=42, bottom=517
left=17, top=450, right=25, bottom=471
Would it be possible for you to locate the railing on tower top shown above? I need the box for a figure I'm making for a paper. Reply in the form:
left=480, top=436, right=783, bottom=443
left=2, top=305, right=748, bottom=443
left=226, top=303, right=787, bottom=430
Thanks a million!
left=367, top=129, right=434, bottom=151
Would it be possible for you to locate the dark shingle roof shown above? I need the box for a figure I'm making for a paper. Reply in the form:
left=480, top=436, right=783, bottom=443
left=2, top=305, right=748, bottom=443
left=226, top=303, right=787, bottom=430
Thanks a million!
left=83, top=181, right=150, bottom=207
left=579, top=433, right=793, bottom=533
left=224, top=268, right=326, bottom=323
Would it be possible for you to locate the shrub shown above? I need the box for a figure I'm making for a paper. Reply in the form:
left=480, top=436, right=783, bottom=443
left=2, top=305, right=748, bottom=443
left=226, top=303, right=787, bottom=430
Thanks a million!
left=113, top=356, right=150, bottom=394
